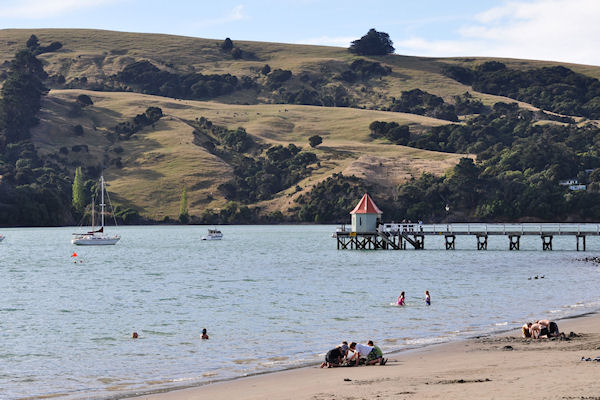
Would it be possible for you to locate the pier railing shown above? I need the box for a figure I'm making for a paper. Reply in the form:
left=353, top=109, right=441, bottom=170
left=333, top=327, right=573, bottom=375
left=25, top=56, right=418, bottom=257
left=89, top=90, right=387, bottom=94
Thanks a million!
left=381, top=223, right=600, bottom=236
left=336, top=223, right=600, bottom=251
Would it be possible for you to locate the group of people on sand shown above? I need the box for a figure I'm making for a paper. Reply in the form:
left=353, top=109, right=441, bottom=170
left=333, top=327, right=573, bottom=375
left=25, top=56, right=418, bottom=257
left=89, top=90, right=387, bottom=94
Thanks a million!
left=397, top=290, right=430, bottom=306
left=522, top=319, right=562, bottom=339
left=320, top=340, right=387, bottom=368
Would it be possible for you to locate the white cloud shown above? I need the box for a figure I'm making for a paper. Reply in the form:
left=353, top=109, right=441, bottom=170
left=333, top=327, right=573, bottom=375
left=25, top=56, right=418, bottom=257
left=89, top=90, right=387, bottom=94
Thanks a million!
left=296, top=36, right=355, bottom=47
left=0, top=0, right=120, bottom=19
left=198, top=5, right=248, bottom=26
left=395, top=0, right=600, bottom=66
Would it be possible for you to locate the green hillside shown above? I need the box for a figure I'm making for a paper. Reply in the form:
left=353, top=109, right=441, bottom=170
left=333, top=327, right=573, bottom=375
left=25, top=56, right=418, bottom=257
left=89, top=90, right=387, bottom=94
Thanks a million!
left=2, top=28, right=600, bottom=225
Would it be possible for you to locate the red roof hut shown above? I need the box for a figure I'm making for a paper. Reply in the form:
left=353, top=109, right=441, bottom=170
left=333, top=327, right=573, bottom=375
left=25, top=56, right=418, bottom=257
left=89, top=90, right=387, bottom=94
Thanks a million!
left=350, top=193, right=382, bottom=233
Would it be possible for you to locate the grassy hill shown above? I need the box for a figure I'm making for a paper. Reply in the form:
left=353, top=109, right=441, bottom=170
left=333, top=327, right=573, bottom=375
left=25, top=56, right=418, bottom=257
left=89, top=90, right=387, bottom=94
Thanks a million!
left=3, top=28, right=600, bottom=222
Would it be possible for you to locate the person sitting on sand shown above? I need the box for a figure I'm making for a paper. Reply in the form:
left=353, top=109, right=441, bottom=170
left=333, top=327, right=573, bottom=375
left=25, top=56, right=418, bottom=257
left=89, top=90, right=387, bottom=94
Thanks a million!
left=529, top=322, right=546, bottom=339
left=349, top=342, right=375, bottom=366
left=522, top=322, right=532, bottom=338
left=201, top=328, right=209, bottom=340
left=340, top=341, right=349, bottom=361
left=536, top=319, right=561, bottom=337
left=535, top=320, right=550, bottom=337
left=397, top=291, right=405, bottom=306
left=320, top=345, right=346, bottom=368
left=367, top=340, right=387, bottom=365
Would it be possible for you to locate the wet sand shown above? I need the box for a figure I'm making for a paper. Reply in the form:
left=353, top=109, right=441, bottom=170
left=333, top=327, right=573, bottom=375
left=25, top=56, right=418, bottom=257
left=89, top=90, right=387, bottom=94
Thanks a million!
left=128, top=313, right=600, bottom=400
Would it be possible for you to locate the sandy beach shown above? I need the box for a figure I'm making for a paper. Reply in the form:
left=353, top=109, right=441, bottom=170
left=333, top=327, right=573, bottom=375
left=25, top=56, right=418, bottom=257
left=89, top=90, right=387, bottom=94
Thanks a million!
left=128, top=313, right=600, bottom=400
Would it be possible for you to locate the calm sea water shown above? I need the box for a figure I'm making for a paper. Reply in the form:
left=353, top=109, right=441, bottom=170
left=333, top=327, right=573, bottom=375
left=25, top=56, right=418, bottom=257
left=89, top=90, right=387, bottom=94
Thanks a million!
left=1, top=225, right=600, bottom=399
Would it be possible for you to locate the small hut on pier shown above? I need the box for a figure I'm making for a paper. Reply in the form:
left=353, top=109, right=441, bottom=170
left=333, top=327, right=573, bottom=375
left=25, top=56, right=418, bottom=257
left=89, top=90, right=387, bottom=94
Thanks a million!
left=350, top=193, right=382, bottom=233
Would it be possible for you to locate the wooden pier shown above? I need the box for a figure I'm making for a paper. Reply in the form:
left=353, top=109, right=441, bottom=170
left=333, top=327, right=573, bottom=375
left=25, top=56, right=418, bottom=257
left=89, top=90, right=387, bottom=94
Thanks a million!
left=334, top=223, right=600, bottom=251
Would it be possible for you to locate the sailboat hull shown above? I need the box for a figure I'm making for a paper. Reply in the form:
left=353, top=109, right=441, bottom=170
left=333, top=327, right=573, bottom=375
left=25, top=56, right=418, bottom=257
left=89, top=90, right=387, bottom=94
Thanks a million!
left=71, top=235, right=120, bottom=245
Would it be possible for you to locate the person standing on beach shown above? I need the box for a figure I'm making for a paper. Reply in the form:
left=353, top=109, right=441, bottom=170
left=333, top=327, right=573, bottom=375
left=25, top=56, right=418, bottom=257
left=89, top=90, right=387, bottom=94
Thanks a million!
left=397, top=291, right=405, bottom=306
left=425, top=290, right=431, bottom=306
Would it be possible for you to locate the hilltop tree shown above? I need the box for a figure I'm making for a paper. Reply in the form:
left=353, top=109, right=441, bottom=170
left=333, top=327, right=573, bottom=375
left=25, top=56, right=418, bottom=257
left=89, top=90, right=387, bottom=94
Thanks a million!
left=349, top=29, right=394, bottom=56
left=72, top=167, right=85, bottom=212
left=221, top=38, right=233, bottom=51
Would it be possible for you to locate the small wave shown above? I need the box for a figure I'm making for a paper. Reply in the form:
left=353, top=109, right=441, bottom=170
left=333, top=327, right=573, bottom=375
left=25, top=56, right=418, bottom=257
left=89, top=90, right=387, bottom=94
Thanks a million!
left=267, top=356, right=289, bottom=362
left=494, top=322, right=508, bottom=326
left=91, top=336, right=116, bottom=342
left=404, top=336, right=446, bottom=346
left=233, top=358, right=258, bottom=365
left=98, top=377, right=120, bottom=384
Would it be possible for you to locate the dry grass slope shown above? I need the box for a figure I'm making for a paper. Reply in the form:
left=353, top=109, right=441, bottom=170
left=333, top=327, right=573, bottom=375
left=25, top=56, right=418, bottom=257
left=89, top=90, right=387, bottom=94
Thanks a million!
left=37, top=90, right=465, bottom=217
left=5, top=28, right=600, bottom=218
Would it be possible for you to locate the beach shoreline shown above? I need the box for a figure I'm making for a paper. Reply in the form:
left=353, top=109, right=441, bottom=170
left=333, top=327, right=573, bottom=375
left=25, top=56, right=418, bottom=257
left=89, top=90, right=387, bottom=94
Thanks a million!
left=125, top=311, right=600, bottom=400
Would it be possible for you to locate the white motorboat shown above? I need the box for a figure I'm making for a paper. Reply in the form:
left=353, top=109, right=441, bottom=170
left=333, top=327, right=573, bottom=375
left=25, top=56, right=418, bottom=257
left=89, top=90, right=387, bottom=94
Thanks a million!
left=202, top=228, right=223, bottom=240
left=72, top=175, right=120, bottom=246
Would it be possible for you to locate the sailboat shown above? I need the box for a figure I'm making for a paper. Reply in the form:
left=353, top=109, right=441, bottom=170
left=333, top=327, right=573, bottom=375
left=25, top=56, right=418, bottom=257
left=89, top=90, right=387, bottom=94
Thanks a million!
left=71, top=175, right=120, bottom=245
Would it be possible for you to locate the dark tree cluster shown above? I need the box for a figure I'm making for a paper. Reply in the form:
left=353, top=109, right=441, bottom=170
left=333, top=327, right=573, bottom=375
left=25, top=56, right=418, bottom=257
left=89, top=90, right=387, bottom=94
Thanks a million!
left=0, top=44, right=73, bottom=226
left=443, top=61, right=600, bottom=118
left=220, top=38, right=243, bottom=59
left=25, top=34, right=63, bottom=55
left=0, top=49, right=48, bottom=147
left=387, top=100, right=600, bottom=222
left=114, top=106, right=163, bottom=139
left=194, top=116, right=254, bottom=153
left=115, top=60, right=243, bottom=100
left=338, top=59, right=392, bottom=82
left=369, top=121, right=410, bottom=145
left=266, top=69, right=293, bottom=88
left=197, top=201, right=261, bottom=224
left=407, top=102, right=591, bottom=158
left=390, top=89, right=458, bottom=121
left=451, top=92, right=486, bottom=115
left=218, top=143, right=317, bottom=203
left=348, top=29, right=394, bottom=56
left=295, top=173, right=368, bottom=222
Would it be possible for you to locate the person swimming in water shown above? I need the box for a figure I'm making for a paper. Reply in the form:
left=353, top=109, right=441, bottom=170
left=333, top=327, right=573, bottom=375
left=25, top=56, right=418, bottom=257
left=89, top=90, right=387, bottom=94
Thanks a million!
left=397, top=291, right=405, bottom=306
left=425, top=290, right=431, bottom=306
left=201, top=328, right=209, bottom=340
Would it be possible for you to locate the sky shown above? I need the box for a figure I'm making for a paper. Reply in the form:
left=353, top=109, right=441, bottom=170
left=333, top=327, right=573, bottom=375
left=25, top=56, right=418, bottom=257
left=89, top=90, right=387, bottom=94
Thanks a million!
left=1, top=0, right=599, bottom=65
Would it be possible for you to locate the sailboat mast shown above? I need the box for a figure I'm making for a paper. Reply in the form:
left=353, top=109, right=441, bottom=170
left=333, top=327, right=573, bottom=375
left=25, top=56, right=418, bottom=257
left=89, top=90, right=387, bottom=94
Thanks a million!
left=101, top=175, right=105, bottom=228
left=91, top=196, right=95, bottom=229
